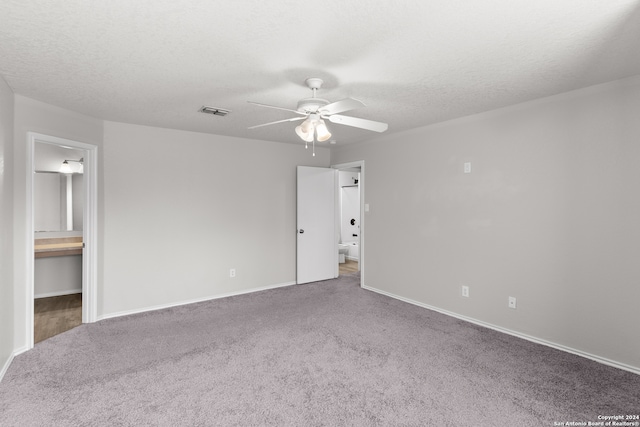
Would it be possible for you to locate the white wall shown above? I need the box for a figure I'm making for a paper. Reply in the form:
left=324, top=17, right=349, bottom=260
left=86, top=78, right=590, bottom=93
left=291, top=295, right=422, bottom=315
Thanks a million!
left=12, top=95, right=104, bottom=352
left=331, top=75, right=640, bottom=371
left=101, top=121, right=330, bottom=317
left=0, top=77, right=15, bottom=379
left=34, top=256, right=82, bottom=298
left=33, top=173, right=62, bottom=231
left=72, top=174, right=83, bottom=231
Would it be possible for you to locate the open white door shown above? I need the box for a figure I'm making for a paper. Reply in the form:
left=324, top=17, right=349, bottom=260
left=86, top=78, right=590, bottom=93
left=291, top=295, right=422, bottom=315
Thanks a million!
left=297, top=166, right=338, bottom=284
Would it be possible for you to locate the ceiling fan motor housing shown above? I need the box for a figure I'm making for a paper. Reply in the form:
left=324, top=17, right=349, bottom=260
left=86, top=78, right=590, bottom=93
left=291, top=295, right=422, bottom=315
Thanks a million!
left=297, top=98, right=330, bottom=113
left=296, top=77, right=329, bottom=113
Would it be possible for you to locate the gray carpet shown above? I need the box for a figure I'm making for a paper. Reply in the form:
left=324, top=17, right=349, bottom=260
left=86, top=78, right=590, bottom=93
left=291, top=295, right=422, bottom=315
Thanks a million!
left=1, top=273, right=638, bottom=426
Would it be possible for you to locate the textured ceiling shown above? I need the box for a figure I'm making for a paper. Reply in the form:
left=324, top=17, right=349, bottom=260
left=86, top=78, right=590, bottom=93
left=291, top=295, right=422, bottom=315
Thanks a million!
left=1, top=0, right=639, bottom=147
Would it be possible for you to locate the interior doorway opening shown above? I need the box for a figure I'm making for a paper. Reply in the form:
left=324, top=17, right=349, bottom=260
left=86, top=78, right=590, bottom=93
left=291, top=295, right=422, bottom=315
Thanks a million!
left=26, top=133, right=97, bottom=350
left=33, top=142, right=85, bottom=342
left=332, top=161, right=364, bottom=285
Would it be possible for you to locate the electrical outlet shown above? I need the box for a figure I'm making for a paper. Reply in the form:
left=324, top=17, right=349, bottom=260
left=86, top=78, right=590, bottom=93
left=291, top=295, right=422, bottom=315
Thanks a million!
left=461, top=285, right=469, bottom=298
left=230, top=268, right=236, bottom=278
left=508, top=296, right=517, bottom=309
left=464, top=162, right=472, bottom=174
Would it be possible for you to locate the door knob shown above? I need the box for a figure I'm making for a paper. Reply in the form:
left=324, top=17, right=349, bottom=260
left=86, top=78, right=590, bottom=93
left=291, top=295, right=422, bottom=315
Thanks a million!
left=299, top=229, right=305, bottom=234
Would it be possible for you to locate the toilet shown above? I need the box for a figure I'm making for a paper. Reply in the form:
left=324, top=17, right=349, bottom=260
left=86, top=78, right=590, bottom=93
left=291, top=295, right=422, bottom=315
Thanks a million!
left=338, top=244, right=350, bottom=263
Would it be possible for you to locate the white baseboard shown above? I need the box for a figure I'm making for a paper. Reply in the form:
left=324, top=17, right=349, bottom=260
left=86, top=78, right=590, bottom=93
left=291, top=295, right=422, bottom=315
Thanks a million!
left=0, top=345, right=29, bottom=384
left=98, top=281, right=297, bottom=322
left=362, top=285, right=640, bottom=376
left=0, top=353, right=14, bottom=383
left=34, top=289, right=82, bottom=299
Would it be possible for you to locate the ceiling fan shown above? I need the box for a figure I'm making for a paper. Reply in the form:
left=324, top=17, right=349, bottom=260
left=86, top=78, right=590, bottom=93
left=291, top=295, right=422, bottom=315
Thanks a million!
left=248, top=78, right=388, bottom=154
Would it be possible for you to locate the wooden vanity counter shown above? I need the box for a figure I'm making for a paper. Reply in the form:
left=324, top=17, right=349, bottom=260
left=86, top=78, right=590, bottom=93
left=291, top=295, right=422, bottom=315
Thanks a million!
left=34, top=237, right=83, bottom=258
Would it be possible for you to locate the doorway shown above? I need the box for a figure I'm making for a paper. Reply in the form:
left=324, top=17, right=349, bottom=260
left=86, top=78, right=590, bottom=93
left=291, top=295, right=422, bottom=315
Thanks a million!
left=332, top=161, right=364, bottom=283
left=33, top=143, right=85, bottom=342
left=26, top=133, right=97, bottom=349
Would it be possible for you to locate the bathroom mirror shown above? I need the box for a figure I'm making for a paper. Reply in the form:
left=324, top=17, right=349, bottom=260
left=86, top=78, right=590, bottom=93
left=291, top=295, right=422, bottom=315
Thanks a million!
left=34, top=172, right=84, bottom=232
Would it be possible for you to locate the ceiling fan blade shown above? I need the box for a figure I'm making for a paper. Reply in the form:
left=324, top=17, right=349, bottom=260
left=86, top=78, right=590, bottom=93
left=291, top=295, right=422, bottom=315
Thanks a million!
left=319, top=98, right=366, bottom=115
left=247, top=101, right=306, bottom=116
left=248, top=116, right=306, bottom=129
left=326, top=114, right=388, bottom=132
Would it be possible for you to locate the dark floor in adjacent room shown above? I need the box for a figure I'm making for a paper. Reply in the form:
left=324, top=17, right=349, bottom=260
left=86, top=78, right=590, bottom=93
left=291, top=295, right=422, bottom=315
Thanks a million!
left=339, top=258, right=358, bottom=276
left=34, top=293, right=82, bottom=343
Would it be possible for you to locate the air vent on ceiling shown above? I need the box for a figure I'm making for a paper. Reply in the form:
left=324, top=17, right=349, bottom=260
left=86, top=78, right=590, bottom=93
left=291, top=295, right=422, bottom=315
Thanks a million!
left=199, top=106, right=231, bottom=116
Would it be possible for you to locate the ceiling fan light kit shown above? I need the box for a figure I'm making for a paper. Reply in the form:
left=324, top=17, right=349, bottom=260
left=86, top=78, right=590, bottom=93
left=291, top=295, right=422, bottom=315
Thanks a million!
left=248, top=77, right=388, bottom=154
left=315, top=120, right=331, bottom=142
left=295, top=123, right=314, bottom=142
left=295, top=113, right=332, bottom=144
left=300, top=114, right=317, bottom=133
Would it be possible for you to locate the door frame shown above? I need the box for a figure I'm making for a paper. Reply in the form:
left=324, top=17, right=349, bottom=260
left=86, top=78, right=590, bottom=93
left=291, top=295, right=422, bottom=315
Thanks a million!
left=26, top=132, right=98, bottom=349
left=331, top=160, right=365, bottom=288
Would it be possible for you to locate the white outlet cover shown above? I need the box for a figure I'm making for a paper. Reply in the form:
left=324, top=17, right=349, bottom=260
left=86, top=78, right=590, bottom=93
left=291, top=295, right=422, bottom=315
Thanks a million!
left=464, top=162, right=471, bottom=173
left=462, top=286, right=469, bottom=297
left=508, top=296, right=517, bottom=308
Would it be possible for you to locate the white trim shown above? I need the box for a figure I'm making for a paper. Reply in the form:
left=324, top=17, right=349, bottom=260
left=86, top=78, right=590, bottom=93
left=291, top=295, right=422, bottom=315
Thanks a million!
left=334, top=168, right=340, bottom=279
left=26, top=133, right=98, bottom=353
left=0, top=353, right=15, bottom=383
left=34, top=289, right=82, bottom=299
left=25, top=136, right=35, bottom=350
left=81, top=137, right=98, bottom=324
left=331, top=160, right=365, bottom=287
left=98, top=281, right=296, bottom=322
left=0, top=346, right=29, bottom=384
left=13, top=346, right=29, bottom=356
left=363, top=285, right=640, bottom=376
